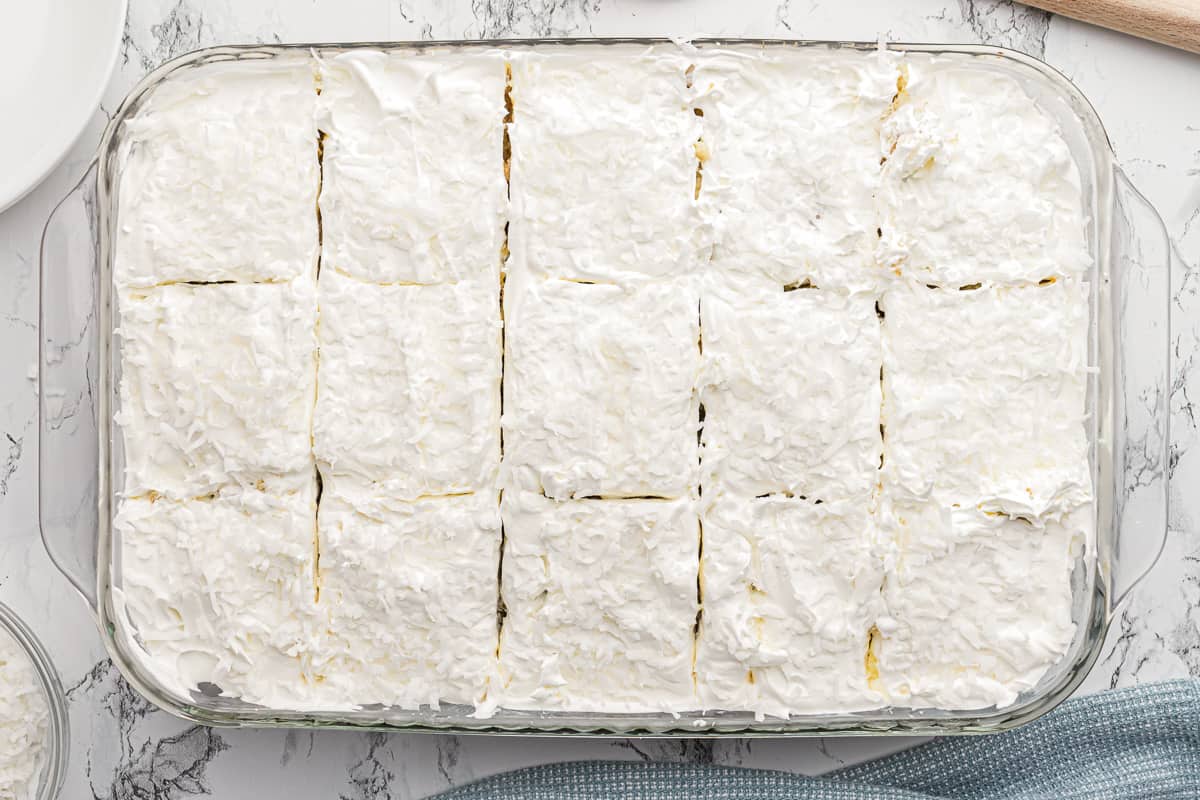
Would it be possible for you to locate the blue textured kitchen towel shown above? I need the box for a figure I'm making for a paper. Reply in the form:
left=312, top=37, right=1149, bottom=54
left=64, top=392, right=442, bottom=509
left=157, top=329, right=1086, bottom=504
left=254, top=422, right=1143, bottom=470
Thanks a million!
left=433, top=680, right=1200, bottom=799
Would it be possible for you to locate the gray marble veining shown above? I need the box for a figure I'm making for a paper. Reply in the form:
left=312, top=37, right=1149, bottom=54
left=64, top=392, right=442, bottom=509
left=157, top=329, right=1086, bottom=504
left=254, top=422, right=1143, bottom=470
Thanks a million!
left=957, top=0, right=1050, bottom=55
left=1, top=0, right=1198, bottom=797
left=66, top=659, right=229, bottom=799
left=469, top=0, right=599, bottom=38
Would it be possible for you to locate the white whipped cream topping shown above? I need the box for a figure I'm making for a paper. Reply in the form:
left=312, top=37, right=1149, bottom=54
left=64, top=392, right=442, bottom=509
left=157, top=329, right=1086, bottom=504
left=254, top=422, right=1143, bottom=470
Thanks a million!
left=694, top=47, right=898, bottom=293
left=701, top=282, right=882, bottom=502
left=497, top=492, right=699, bottom=712
left=110, top=45, right=1096, bottom=721
left=502, top=275, right=701, bottom=499
left=310, top=477, right=500, bottom=710
left=877, top=56, right=1091, bottom=286
left=508, top=47, right=706, bottom=282
left=115, top=483, right=320, bottom=710
left=874, top=498, right=1086, bottom=710
left=117, top=279, right=318, bottom=499
left=314, top=269, right=501, bottom=497
left=0, top=629, right=49, bottom=800
left=116, top=58, right=319, bottom=286
left=698, top=496, right=884, bottom=717
left=881, top=280, right=1091, bottom=517
left=317, top=50, right=508, bottom=285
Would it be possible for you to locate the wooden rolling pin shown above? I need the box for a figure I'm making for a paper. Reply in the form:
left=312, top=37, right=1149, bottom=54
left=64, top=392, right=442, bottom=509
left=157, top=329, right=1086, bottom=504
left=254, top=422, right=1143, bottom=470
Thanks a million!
left=1021, top=0, right=1200, bottom=54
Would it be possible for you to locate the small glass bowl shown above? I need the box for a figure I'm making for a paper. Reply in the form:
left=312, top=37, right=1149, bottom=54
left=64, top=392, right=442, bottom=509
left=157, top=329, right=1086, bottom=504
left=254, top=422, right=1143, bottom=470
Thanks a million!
left=0, top=603, right=68, bottom=800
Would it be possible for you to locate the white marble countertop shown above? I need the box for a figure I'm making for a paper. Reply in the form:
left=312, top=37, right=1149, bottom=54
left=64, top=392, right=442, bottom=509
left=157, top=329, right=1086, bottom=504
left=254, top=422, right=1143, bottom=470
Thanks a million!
left=1, top=0, right=1197, bottom=797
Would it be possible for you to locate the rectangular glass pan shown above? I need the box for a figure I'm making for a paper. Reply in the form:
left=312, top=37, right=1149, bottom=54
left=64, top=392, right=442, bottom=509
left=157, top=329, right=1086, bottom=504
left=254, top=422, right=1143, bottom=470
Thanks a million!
left=39, top=38, right=1174, bottom=735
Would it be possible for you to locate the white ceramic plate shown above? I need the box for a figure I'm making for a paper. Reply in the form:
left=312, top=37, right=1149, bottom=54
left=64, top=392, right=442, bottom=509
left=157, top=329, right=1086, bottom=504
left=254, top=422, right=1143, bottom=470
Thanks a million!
left=0, top=0, right=127, bottom=213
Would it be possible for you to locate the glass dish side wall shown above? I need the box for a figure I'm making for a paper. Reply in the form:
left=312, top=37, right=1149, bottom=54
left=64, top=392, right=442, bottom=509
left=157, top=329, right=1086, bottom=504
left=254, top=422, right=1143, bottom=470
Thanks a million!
left=36, top=39, right=1171, bottom=735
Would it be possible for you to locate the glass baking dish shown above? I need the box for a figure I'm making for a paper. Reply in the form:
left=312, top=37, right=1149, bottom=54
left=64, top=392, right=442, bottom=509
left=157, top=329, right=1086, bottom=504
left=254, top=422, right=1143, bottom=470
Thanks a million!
left=38, top=38, right=1176, bottom=736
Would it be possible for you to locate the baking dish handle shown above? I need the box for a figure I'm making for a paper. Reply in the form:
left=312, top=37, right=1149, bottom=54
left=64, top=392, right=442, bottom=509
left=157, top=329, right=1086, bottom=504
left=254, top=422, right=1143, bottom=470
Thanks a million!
left=1106, top=167, right=1176, bottom=612
left=38, top=162, right=103, bottom=614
